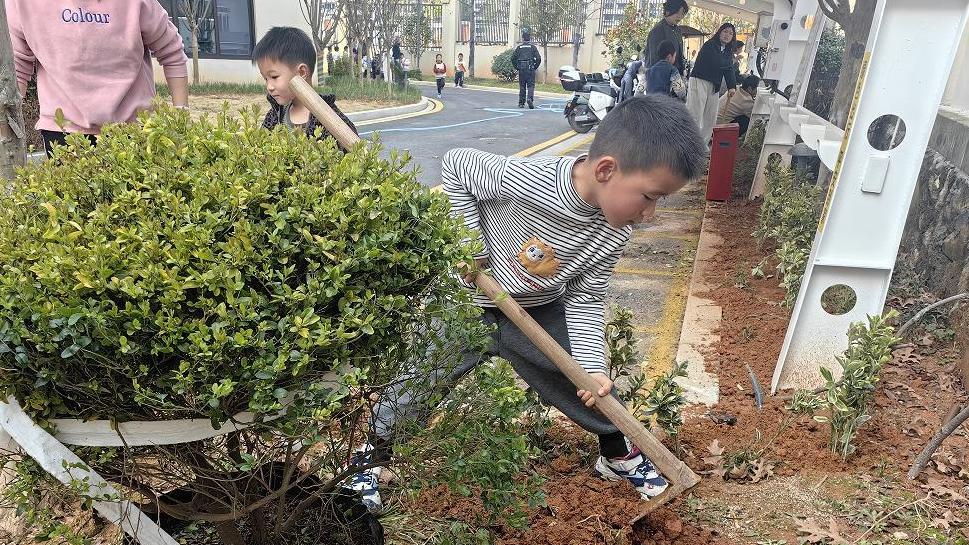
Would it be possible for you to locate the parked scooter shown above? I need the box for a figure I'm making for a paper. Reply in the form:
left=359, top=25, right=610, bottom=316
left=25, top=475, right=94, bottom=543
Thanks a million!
left=559, top=65, right=623, bottom=134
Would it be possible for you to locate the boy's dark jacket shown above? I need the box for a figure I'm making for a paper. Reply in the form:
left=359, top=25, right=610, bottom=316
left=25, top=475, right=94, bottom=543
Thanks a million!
left=646, top=59, right=675, bottom=95
left=262, top=93, right=358, bottom=149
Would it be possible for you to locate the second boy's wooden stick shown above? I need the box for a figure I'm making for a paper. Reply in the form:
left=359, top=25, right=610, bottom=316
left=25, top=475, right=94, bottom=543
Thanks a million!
left=289, top=76, right=701, bottom=516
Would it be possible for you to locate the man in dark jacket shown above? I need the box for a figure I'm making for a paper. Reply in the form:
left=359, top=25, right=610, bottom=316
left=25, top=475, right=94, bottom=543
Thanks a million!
left=646, top=0, right=688, bottom=75
left=511, top=27, right=542, bottom=108
left=686, top=22, right=738, bottom=148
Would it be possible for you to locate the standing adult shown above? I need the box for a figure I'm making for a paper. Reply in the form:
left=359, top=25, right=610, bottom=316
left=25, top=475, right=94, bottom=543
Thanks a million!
left=326, top=46, right=334, bottom=74
left=646, top=0, right=688, bottom=76
left=511, top=27, right=541, bottom=109
left=686, top=22, right=738, bottom=147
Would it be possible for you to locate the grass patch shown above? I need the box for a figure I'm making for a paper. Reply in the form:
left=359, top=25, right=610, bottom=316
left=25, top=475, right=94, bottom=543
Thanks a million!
left=462, top=76, right=567, bottom=95
left=158, top=77, right=422, bottom=105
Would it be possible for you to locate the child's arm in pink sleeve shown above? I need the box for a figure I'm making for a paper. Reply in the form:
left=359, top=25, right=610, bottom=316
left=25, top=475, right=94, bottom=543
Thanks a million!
left=6, top=2, right=35, bottom=94
left=140, top=1, right=189, bottom=105
left=140, top=1, right=189, bottom=80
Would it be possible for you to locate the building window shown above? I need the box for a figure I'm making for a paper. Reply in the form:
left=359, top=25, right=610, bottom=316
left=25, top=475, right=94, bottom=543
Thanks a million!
left=158, top=0, right=254, bottom=59
left=457, top=0, right=510, bottom=45
left=398, top=0, right=445, bottom=50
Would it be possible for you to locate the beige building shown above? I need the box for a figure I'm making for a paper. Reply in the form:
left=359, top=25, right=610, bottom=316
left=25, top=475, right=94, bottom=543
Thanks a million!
left=153, top=0, right=672, bottom=84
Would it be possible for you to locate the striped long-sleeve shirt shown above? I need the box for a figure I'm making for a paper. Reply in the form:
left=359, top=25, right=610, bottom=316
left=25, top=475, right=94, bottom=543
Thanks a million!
left=442, top=148, right=632, bottom=375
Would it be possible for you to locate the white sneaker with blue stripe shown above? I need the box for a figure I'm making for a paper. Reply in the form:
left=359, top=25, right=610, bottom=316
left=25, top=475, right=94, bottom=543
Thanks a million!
left=341, top=444, right=383, bottom=513
left=594, top=446, right=669, bottom=500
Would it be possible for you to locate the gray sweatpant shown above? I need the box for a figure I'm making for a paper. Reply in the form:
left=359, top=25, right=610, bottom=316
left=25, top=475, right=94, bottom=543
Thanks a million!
left=371, top=299, right=627, bottom=456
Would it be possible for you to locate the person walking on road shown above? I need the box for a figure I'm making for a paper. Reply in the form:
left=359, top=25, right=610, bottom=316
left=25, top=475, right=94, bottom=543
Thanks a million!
left=646, top=0, right=688, bottom=77
left=686, top=22, right=738, bottom=149
left=455, top=53, right=467, bottom=87
left=512, top=27, right=541, bottom=109
left=433, top=54, right=447, bottom=99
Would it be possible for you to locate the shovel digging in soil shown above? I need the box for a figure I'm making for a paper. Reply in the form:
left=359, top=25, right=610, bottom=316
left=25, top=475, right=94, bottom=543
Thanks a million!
left=289, top=76, right=701, bottom=524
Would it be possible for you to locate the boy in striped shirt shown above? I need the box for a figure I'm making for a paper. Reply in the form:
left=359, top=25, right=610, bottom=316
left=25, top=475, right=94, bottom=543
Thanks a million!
left=348, top=94, right=706, bottom=512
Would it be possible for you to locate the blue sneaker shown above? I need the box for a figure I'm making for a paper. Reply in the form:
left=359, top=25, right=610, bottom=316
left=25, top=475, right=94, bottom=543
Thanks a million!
left=594, top=446, right=669, bottom=500
left=341, top=444, right=383, bottom=513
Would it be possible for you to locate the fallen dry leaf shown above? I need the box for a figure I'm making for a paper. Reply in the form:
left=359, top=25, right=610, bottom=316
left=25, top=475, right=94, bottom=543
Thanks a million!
left=751, top=457, right=775, bottom=483
left=930, top=509, right=963, bottom=530
left=922, top=477, right=968, bottom=502
left=796, top=516, right=850, bottom=545
left=893, top=345, right=922, bottom=366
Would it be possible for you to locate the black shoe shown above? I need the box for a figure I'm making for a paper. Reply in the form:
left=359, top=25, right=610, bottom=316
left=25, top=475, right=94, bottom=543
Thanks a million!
left=519, top=103, right=525, bottom=108
left=527, top=101, right=535, bottom=109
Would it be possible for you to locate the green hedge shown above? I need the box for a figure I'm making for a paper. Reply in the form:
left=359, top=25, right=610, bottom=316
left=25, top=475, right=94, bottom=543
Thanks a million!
left=492, top=48, right=517, bottom=82
left=0, top=106, right=476, bottom=423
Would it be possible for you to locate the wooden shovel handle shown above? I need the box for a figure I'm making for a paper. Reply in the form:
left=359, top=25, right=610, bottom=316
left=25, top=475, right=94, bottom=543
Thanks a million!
left=290, top=76, right=361, bottom=149
left=290, top=75, right=700, bottom=509
left=473, top=272, right=700, bottom=492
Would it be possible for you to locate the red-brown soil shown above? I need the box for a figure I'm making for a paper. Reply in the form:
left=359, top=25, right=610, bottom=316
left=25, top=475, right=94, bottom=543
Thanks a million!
left=410, top=200, right=968, bottom=544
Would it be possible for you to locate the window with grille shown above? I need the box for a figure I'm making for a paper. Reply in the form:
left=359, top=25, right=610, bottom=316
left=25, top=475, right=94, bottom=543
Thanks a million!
left=597, top=0, right=662, bottom=35
left=518, top=0, right=587, bottom=46
left=398, top=1, right=445, bottom=50
left=158, top=0, right=254, bottom=59
left=457, top=0, right=511, bottom=45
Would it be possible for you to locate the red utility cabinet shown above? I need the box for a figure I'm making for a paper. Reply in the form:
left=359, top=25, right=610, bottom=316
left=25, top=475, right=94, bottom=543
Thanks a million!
left=706, top=123, right=740, bottom=202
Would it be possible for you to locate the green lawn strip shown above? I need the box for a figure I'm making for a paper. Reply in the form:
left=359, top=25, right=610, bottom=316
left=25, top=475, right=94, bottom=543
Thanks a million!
left=158, top=77, right=422, bottom=105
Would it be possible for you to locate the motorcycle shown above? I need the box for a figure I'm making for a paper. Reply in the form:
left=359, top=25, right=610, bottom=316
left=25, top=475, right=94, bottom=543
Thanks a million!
left=559, top=65, right=623, bottom=134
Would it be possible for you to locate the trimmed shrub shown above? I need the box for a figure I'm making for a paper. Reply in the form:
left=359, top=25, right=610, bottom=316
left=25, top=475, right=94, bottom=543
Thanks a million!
left=492, top=49, right=517, bottom=82
left=330, top=55, right=354, bottom=78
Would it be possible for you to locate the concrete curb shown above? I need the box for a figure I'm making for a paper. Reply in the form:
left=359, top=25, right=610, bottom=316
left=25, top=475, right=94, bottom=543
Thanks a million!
left=408, top=79, right=570, bottom=98
left=674, top=202, right=723, bottom=406
left=346, top=95, right=433, bottom=122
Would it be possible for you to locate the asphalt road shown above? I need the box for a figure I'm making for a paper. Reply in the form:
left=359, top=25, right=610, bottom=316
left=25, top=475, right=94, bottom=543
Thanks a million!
left=358, top=82, right=573, bottom=186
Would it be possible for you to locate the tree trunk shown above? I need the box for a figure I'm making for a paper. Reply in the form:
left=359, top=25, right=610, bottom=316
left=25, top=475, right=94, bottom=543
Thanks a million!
left=828, top=1, right=877, bottom=129
left=572, top=28, right=580, bottom=67
left=191, top=31, right=201, bottom=86
left=468, top=2, right=476, bottom=78
left=543, top=43, right=549, bottom=83
left=0, top=1, right=25, bottom=182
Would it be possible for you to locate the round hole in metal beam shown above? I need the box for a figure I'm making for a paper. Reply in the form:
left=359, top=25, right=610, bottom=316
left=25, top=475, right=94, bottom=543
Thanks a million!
left=867, top=114, right=906, bottom=151
left=821, top=284, right=857, bottom=316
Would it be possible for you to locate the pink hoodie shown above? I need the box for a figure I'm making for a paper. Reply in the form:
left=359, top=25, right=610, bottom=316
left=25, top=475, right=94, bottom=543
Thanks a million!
left=6, top=0, right=189, bottom=134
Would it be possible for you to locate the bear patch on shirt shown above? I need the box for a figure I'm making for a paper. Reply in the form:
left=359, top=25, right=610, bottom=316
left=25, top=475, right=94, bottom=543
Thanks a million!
left=517, top=237, right=560, bottom=278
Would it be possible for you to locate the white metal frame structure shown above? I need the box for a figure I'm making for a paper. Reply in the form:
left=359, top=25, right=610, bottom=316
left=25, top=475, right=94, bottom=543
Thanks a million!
left=748, top=0, right=822, bottom=197
left=771, top=0, right=969, bottom=392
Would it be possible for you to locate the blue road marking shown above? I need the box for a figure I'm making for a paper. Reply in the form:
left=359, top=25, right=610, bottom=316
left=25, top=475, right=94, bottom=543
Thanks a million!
left=359, top=102, right=569, bottom=136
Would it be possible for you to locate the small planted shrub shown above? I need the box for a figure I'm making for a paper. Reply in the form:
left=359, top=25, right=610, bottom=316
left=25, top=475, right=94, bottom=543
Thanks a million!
left=491, top=49, right=518, bottom=82
left=755, top=162, right=822, bottom=307
left=330, top=55, right=355, bottom=78
left=792, top=311, right=900, bottom=460
left=0, top=106, right=536, bottom=544
left=605, top=307, right=687, bottom=447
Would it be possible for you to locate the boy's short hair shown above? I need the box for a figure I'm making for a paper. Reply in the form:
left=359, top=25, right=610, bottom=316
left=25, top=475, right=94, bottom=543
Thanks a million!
left=733, top=40, right=745, bottom=52
left=742, top=74, right=761, bottom=90
left=663, top=0, right=689, bottom=15
left=658, top=40, right=677, bottom=60
left=588, top=94, right=705, bottom=181
left=253, top=27, right=316, bottom=74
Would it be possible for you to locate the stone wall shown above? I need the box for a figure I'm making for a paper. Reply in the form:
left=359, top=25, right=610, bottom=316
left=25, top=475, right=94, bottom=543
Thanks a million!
left=898, top=107, right=969, bottom=298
